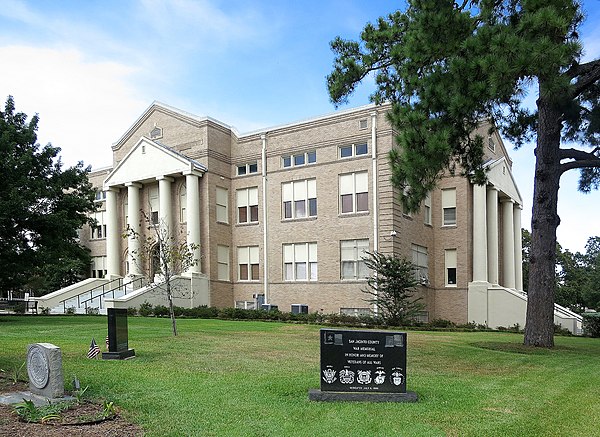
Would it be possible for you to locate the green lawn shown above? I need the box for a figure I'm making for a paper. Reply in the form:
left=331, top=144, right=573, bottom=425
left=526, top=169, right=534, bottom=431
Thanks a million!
left=1, top=316, right=599, bottom=436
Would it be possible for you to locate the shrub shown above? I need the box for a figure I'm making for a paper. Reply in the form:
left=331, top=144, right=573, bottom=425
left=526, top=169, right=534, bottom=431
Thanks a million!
left=138, top=301, right=153, bottom=317
left=65, top=306, right=76, bottom=315
left=127, top=307, right=137, bottom=316
left=85, top=307, right=99, bottom=315
left=428, top=319, right=456, bottom=328
left=39, top=307, right=50, bottom=315
left=13, top=302, right=26, bottom=314
left=583, top=313, right=600, bottom=338
left=153, top=305, right=169, bottom=317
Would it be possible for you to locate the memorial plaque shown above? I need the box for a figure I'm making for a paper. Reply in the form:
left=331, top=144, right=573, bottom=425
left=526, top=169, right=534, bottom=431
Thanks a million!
left=26, top=343, right=64, bottom=399
left=320, top=329, right=407, bottom=393
left=102, top=308, right=135, bottom=360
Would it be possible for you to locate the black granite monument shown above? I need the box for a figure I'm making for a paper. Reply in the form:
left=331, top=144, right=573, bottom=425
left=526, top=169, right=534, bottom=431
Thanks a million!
left=102, top=308, right=135, bottom=360
left=309, top=328, right=418, bottom=402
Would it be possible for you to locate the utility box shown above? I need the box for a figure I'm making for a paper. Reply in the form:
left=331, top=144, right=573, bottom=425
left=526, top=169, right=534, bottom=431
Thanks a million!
left=291, top=304, right=308, bottom=314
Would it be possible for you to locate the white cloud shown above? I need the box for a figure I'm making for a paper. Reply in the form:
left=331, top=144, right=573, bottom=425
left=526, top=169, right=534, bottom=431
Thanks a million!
left=0, top=45, right=147, bottom=169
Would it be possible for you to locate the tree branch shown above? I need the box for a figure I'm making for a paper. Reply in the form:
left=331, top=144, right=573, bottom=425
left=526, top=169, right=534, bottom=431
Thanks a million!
left=567, top=58, right=600, bottom=98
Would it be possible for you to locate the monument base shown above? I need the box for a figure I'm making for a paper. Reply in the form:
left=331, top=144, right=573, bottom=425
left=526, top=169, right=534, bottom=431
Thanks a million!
left=102, top=349, right=136, bottom=360
left=308, top=389, right=418, bottom=403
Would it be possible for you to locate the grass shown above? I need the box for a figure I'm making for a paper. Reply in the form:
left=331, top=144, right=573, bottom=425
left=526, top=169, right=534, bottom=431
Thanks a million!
left=1, top=315, right=599, bottom=436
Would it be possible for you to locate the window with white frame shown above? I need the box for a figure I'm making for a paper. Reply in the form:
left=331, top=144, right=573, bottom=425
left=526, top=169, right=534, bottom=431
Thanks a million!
left=445, top=249, right=457, bottom=286
left=283, top=242, right=317, bottom=281
left=340, top=143, right=368, bottom=158
left=216, top=187, right=229, bottom=224
left=179, top=183, right=187, bottom=223
left=442, top=188, right=457, bottom=226
left=238, top=246, right=259, bottom=281
left=237, top=187, right=258, bottom=224
left=91, top=256, right=107, bottom=278
left=237, top=162, right=258, bottom=176
left=340, top=239, right=369, bottom=280
left=90, top=212, right=107, bottom=239
left=217, top=245, right=230, bottom=281
left=149, top=186, right=159, bottom=224
left=424, top=192, right=432, bottom=225
left=340, top=172, right=368, bottom=214
left=94, top=190, right=106, bottom=202
left=411, top=244, right=429, bottom=284
left=282, top=179, right=317, bottom=219
left=488, top=136, right=496, bottom=152
left=282, top=151, right=316, bottom=168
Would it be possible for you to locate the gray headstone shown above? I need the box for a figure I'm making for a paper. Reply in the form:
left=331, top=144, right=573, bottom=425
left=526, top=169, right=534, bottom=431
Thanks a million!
left=26, top=343, right=64, bottom=399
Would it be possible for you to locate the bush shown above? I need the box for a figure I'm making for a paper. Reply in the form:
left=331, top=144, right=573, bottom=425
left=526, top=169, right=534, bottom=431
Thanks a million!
left=65, top=306, right=76, bottom=315
left=85, top=306, right=99, bottom=315
left=127, top=307, right=137, bottom=316
left=428, top=319, right=456, bottom=328
left=583, top=313, right=600, bottom=337
left=153, top=305, right=169, bottom=317
left=39, top=307, right=50, bottom=315
left=13, top=302, right=26, bottom=314
left=138, top=301, right=153, bottom=317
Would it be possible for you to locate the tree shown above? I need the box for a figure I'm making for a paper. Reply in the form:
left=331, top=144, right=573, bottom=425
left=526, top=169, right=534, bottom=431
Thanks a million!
left=125, top=211, right=198, bottom=336
left=0, top=96, right=96, bottom=296
left=362, top=251, right=424, bottom=326
left=327, top=1, right=600, bottom=347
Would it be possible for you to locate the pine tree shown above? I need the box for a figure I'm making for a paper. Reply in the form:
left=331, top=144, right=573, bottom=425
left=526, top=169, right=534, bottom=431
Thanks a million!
left=328, top=1, right=600, bottom=347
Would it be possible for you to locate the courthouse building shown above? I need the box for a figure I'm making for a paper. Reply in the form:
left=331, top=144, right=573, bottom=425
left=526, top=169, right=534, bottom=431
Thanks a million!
left=34, top=101, right=581, bottom=331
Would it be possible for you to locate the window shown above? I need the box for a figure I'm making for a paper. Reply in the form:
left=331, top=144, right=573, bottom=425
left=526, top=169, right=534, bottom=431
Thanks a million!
left=283, top=242, right=317, bottom=281
left=282, top=179, right=317, bottom=219
left=282, top=151, right=317, bottom=168
left=424, top=192, right=432, bottom=225
left=150, top=125, right=163, bottom=139
left=340, top=143, right=368, bottom=158
left=179, top=184, right=187, bottom=223
left=237, top=187, right=258, bottom=224
left=90, top=212, right=107, bottom=239
left=340, top=172, right=368, bottom=214
left=238, top=246, right=259, bottom=281
left=488, top=136, right=496, bottom=152
left=340, top=239, right=369, bottom=280
left=94, top=190, right=106, bottom=202
left=237, top=162, right=258, bottom=176
left=445, top=249, right=457, bottom=286
left=217, top=245, right=230, bottom=281
left=411, top=244, right=429, bottom=284
left=149, top=186, right=159, bottom=224
left=442, top=188, right=456, bottom=226
left=216, top=187, right=229, bottom=223
left=91, top=256, right=107, bottom=278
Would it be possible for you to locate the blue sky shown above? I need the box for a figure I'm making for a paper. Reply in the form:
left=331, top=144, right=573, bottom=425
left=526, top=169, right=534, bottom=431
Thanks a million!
left=0, top=0, right=599, bottom=253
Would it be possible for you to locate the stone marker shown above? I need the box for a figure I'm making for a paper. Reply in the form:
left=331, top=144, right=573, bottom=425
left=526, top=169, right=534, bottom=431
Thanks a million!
left=102, top=308, right=135, bottom=360
left=308, top=328, right=418, bottom=402
left=26, top=343, right=64, bottom=399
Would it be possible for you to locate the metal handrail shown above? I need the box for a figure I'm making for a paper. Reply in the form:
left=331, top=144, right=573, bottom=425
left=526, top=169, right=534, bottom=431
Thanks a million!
left=79, top=277, right=146, bottom=309
left=58, top=277, right=145, bottom=312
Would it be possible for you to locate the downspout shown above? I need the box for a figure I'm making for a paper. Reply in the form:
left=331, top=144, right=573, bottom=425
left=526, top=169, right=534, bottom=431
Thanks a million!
left=371, top=111, right=378, bottom=316
left=261, top=134, right=269, bottom=304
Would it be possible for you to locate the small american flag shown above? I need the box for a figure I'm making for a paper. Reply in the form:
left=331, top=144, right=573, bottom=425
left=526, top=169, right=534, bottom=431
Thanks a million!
left=105, top=336, right=109, bottom=351
left=87, top=338, right=100, bottom=359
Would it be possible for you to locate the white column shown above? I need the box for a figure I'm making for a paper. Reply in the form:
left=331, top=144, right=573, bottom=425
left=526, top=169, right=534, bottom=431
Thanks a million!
left=185, top=172, right=201, bottom=274
left=126, top=182, right=143, bottom=277
left=486, top=187, right=499, bottom=285
left=157, top=176, right=174, bottom=239
left=105, top=187, right=121, bottom=277
left=472, top=184, right=488, bottom=282
left=514, top=204, right=523, bottom=291
left=261, top=134, right=269, bottom=304
left=501, top=199, right=516, bottom=289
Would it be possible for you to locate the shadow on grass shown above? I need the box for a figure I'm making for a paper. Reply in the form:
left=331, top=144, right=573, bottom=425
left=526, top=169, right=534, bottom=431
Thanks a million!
left=471, top=342, right=575, bottom=355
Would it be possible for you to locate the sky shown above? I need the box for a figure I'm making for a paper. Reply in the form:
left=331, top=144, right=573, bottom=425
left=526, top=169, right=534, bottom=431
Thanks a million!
left=0, top=0, right=599, bottom=253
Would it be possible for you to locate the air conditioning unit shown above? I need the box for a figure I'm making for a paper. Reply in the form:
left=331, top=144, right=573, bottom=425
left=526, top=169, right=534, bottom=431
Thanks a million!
left=253, top=294, right=265, bottom=308
left=291, top=304, right=308, bottom=314
left=261, top=304, right=278, bottom=311
left=420, top=274, right=430, bottom=286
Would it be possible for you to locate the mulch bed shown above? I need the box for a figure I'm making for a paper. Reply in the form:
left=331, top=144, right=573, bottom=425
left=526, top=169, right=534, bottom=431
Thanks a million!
left=0, top=375, right=143, bottom=436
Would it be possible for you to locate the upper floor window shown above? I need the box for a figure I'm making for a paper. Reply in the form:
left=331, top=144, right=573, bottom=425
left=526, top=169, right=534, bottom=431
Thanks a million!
left=282, top=179, right=317, bottom=220
left=283, top=242, right=317, bottom=281
left=340, top=239, right=369, bottom=280
left=238, top=246, right=259, bottom=281
left=442, top=188, right=456, bottom=226
left=411, top=244, right=429, bottom=284
left=488, top=137, right=496, bottom=152
left=149, top=186, right=159, bottom=224
left=340, top=143, right=368, bottom=159
left=90, top=211, right=107, bottom=240
left=282, top=151, right=317, bottom=168
left=424, top=192, right=432, bottom=225
left=216, top=187, right=229, bottom=224
left=237, top=187, right=258, bottom=224
left=94, top=190, right=106, bottom=202
left=237, top=162, right=258, bottom=176
left=179, top=183, right=187, bottom=223
left=340, top=172, right=368, bottom=214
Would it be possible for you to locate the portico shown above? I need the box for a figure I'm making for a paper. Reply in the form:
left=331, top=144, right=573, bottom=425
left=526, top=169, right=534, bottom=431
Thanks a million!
left=103, top=137, right=206, bottom=279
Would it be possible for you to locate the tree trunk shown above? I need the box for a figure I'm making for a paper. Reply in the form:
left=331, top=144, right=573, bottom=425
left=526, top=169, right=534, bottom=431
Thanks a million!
left=524, top=89, right=562, bottom=348
left=167, top=281, right=178, bottom=337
